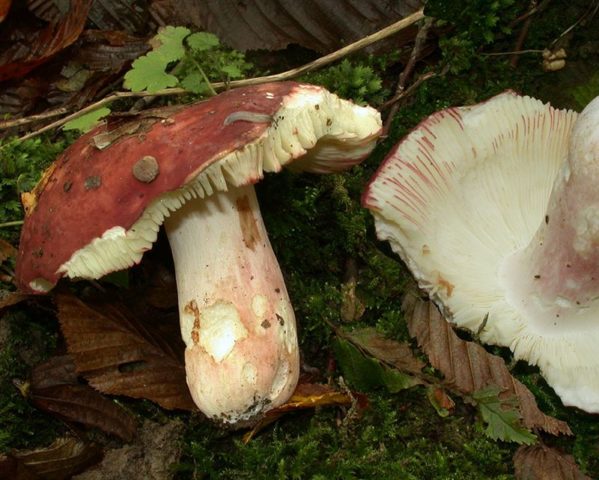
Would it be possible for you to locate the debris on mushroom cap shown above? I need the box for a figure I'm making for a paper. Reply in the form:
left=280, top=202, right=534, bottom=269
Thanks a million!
left=16, top=82, right=382, bottom=293
left=362, top=91, right=599, bottom=412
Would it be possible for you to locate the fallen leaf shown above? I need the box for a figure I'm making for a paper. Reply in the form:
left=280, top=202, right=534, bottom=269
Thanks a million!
left=333, top=336, right=421, bottom=393
left=0, top=0, right=11, bottom=23
left=338, top=327, right=425, bottom=375
left=56, top=292, right=196, bottom=411
left=403, top=293, right=571, bottom=437
left=0, top=1, right=92, bottom=81
left=0, top=290, right=28, bottom=310
left=243, top=382, right=357, bottom=442
left=0, top=238, right=17, bottom=263
left=29, top=355, right=137, bottom=442
left=2, top=437, right=102, bottom=480
left=426, top=386, right=455, bottom=417
left=514, top=444, right=592, bottom=480
left=473, top=386, right=536, bottom=445
left=149, top=0, right=422, bottom=53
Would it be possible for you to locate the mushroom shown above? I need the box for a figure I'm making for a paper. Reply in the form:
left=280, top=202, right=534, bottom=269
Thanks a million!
left=363, top=91, right=599, bottom=412
left=16, top=82, right=382, bottom=423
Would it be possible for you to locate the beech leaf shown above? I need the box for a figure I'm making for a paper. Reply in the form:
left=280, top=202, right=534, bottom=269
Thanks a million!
left=56, top=292, right=195, bottom=411
left=333, top=337, right=421, bottom=393
left=514, top=444, right=592, bottom=480
left=1, top=437, right=102, bottom=480
left=403, top=293, right=571, bottom=437
left=339, top=327, right=425, bottom=375
left=29, top=356, right=137, bottom=442
left=0, top=238, right=17, bottom=263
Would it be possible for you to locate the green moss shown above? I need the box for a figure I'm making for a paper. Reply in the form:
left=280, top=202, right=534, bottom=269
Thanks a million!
left=0, top=309, right=61, bottom=452
left=178, top=392, right=514, bottom=479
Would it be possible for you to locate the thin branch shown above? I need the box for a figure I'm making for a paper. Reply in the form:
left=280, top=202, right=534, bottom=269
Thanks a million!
left=15, top=9, right=425, bottom=143
left=0, top=107, right=69, bottom=130
left=380, top=70, right=438, bottom=111
left=383, top=17, right=433, bottom=136
left=481, top=49, right=544, bottom=56
left=0, top=220, right=24, bottom=228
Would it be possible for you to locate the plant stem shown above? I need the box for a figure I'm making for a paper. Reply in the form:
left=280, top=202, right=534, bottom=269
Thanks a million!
left=0, top=220, right=24, bottom=228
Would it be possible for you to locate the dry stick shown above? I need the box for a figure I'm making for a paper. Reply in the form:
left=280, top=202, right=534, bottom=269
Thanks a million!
left=383, top=17, right=433, bottom=136
left=0, top=107, right=68, bottom=130
left=15, top=9, right=425, bottom=143
left=510, top=2, right=535, bottom=69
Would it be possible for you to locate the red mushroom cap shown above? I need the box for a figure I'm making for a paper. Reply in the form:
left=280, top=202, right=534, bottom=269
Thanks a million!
left=16, top=82, right=381, bottom=292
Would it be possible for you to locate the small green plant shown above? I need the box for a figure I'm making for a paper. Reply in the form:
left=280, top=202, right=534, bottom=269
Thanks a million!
left=303, top=58, right=387, bottom=105
left=64, top=27, right=253, bottom=132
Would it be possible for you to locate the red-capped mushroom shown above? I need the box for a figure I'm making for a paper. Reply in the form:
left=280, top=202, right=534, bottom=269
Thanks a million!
left=16, top=82, right=382, bottom=423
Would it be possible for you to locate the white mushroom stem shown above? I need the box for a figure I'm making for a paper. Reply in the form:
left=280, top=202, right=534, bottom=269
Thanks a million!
left=164, top=184, right=299, bottom=424
left=502, top=96, right=599, bottom=327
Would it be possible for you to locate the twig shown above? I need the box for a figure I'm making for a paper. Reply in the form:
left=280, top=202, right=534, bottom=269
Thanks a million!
left=510, top=0, right=537, bottom=68
left=383, top=17, right=433, bottom=136
left=0, top=220, right=24, bottom=228
left=550, top=0, right=599, bottom=47
left=14, top=9, right=425, bottom=143
left=481, top=49, right=544, bottom=56
left=0, top=107, right=69, bottom=130
left=380, top=71, right=437, bottom=111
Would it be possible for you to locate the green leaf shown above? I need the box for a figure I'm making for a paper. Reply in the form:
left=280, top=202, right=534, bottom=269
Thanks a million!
left=187, top=32, right=220, bottom=52
left=180, top=71, right=211, bottom=95
left=152, top=26, right=190, bottom=62
left=473, top=386, right=537, bottom=445
left=124, top=52, right=179, bottom=92
left=63, top=107, right=111, bottom=133
left=221, top=64, right=243, bottom=79
left=333, top=337, right=419, bottom=393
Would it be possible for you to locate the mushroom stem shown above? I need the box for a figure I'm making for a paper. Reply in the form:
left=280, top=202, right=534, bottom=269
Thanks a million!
left=164, top=184, right=299, bottom=424
left=502, top=97, right=599, bottom=325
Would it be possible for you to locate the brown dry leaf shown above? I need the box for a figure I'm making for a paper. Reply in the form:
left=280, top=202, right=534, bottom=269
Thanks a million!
left=243, top=382, right=356, bottom=442
left=0, top=1, right=92, bottom=81
left=2, top=437, right=102, bottom=480
left=0, top=290, right=28, bottom=310
left=56, top=292, right=196, bottom=411
left=403, top=293, right=572, bottom=436
left=150, top=0, right=422, bottom=53
left=339, top=327, right=425, bottom=375
left=29, top=355, right=137, bottom=442
left=0, top=237, right=17, bottom=263
left=513, top=444, right=592, bottom=480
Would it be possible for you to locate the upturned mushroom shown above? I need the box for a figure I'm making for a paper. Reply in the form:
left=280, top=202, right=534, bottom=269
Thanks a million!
left=363, top=91, right=599, bottom=412
left=16, top=82, right=382, bottom=423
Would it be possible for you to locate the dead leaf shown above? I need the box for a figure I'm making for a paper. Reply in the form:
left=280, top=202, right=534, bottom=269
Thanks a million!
left=56, top=292, right=196, bottom=411
left=0, top=290, right=28, bottom=310
left=149, top=0, right=422, bottom=53
left=0, top=1, right=92, bottom=81
left=243, top=382, right=357, bottom=442
left=0, top=0, right=11, bottom=22
left=514, top=444, right=592, bottom=480
left=2, top=437, right=102, bottom=480
left=29, top=355, right=137, bottom=442
left=403, top=293, right=571, bottom=436
left=0, top=238, right=17, bottom=263
left=339, top=327, right=425, bottom=375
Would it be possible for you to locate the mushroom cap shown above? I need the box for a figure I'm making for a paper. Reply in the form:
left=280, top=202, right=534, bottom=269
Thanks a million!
left=362, top=91, right=599, bottom=410
left=16, top=82, right=382, bottom=293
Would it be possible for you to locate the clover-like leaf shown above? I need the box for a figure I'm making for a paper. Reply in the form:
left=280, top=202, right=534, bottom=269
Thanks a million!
left=186, top=32, right=220, bottom=52
left=123, top=52, right=179, bottom=92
